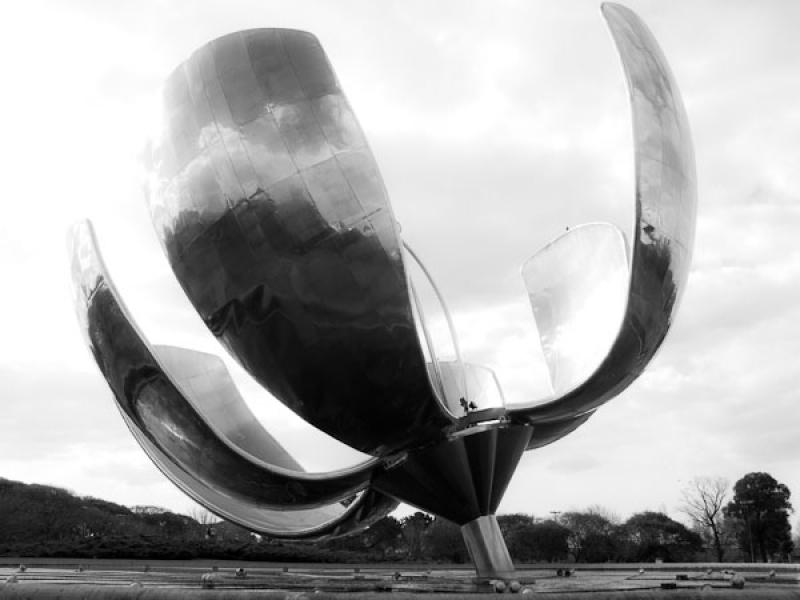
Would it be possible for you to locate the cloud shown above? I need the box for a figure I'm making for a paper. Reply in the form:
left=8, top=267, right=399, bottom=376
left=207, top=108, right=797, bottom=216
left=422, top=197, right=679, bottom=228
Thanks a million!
left=1, top=0, right=798, bottom=530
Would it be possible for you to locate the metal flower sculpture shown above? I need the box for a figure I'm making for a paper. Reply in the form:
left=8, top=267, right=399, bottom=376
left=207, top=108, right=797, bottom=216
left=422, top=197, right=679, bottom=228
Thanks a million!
left=69, top=4, right=696, bottom=580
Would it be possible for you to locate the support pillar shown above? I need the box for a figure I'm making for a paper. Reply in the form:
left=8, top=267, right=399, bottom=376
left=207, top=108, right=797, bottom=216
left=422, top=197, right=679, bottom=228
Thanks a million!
left=460, top=514, right=515, bottom=580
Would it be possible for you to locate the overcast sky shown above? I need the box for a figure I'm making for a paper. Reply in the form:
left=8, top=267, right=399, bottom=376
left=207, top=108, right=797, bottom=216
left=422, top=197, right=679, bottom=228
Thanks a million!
left=1, top=0, right=798, bottom=529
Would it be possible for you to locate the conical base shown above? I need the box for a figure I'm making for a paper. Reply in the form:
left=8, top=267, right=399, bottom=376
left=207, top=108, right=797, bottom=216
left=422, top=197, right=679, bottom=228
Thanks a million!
left=461, top=515, right=515, bottom=579
left=373, top=423, right=531, bottom=578
left=373, top=424, right=532, bottom=524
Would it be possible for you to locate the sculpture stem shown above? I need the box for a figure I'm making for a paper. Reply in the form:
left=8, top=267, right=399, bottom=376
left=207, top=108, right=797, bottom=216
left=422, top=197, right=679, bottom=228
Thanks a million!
left=461, top=515, right=516, bottom=580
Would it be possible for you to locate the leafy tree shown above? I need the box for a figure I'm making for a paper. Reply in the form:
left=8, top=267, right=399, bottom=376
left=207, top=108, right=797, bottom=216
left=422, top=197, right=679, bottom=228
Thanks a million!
left=497, top=513, right=534, bottom=535
left=87, top=497, right=133, bottom=516
left=496, top=514, right=533, bottom=560
left=680, top=477, right=729, bottom=561
left=425, top=517, right=468, bottom=563
left=0, top=479, right=84, bottom=542
left=326, top=516, right=404, bottom=558
left=561, top=509, right=621, bottom=562
left=400, top=512, right=432, bottom=560
left=362, top=516, right=404, bottom=557
left=622, top=511, right=703, bottom=562
left=507, top=520, right=570, bottom=562
left=725, top=472, right=793, bottom=562
left=794, top=520, right=800, bottom=560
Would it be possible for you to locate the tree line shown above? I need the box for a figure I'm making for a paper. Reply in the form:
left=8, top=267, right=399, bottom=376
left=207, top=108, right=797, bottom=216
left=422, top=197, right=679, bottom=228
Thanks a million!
left=681, top=472, right=793, bottom=562
left=0, top=472, right=794, bottom=563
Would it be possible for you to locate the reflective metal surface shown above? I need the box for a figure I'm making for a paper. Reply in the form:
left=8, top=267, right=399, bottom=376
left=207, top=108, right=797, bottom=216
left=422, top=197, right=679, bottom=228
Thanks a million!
left=433, top=361, right=505, bottom=416
left=511, top=3, right=697, bottom=424
left=152, top=345, right=302, bottom=470
left=405, top=242, right=467, bottom=416
left=127, top=412, right=397, bottom=538
left=526, top=412, right=594, bottom=451
left=145, top=29, right=451, bottom=456
left=71, top=3, right=697, bottom=580
left=522, top=224, right=628, bottom=399
left=69, top=221, right=397, bottom=537
left=373, top=425, right=533, bottom=525
left=461, top=516, right=516, bottom=579
left=130, top=415, right=398, bottom=538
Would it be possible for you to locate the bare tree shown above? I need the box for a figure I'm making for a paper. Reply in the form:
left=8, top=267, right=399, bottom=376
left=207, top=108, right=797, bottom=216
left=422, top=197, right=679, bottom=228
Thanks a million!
left=186, top=504, right=221, bottom=538
left=681, top=476, right=729, bottom=561
left=585, top=504, right=621, bottom=525
left=187, top=504, right=217, bottom=525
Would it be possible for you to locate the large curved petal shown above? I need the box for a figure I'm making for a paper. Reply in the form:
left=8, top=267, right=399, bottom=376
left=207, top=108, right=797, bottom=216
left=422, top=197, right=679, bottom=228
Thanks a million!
left=126, top=414, right=396, bottom=538
left=526, top=412, right=594, bottom=451
left=135, top=347, right=399, bottom=538
left=511, top=3, right=697, bottom=423
left=145, top=29, right=450, bottom=456
left=69, top=220, right=379, bottom=511
left=150, top=344, right=303, bottom=471
left=520, top=223, right=629, bottom=399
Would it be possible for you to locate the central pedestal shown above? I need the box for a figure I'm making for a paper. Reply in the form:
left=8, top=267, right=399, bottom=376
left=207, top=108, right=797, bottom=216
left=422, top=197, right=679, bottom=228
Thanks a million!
left=461, top=515, right=515, bottom=579
left=372, top=424, right=532, bottom=578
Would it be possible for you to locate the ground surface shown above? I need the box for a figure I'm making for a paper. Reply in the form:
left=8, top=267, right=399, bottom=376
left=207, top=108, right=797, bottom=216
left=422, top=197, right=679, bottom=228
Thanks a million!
left=0, top=560, right=799, bottom=597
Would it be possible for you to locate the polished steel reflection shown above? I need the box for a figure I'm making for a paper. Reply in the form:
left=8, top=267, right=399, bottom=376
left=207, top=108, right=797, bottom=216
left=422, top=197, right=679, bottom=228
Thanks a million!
left=146, top=28, right=449, bottom=457
left=69, top=221, right=396, bottom=538
left=462, top=516, right=516, bottom=579
left=512, top=3, right=697, bottom=424
left=71, top=3, right=696, bottom=579
left=522, top=223, right=629, bottom=399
